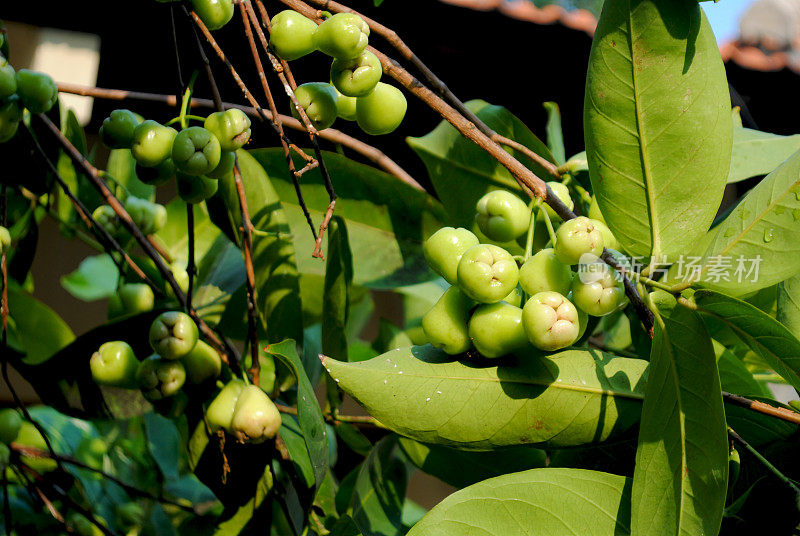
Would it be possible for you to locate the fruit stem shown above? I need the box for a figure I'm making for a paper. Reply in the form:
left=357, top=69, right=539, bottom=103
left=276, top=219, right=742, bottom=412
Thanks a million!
left=179, top=71, right=198, bottom=131
left=523, top=201, right=537, bottom=261
left=539, top=202, right=558, bottom=246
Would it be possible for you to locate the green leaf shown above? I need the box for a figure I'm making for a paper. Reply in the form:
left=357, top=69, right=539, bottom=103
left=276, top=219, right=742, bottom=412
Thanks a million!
left=694, top=289, right=800, bottom=393
left=348, top=436, right=406, bottom=536
left=407, top=468, right=632, bottom=536
left=218, top=150, right=303, bottom=344
left=156, top=199, right=222, bottom=266
left=249, top=148, right=444, bottom=288
left=144, top=413, right=182, bottom=480
left=323, top=217, right=352, bottom=363
left=398, top=437, right=546, bottom=489
left=715, top=340, right=770, bottom=398
left=777, top=272, right=800, bottom=338
left=164, top=474, right=219, bottom=512
left=544, top=102, right=566, bottom=165
left=729, top=125, right=800, bottom=183
left=266, top=340, right=329, bottom=490
left=279, top=413, right=315, bottom=489
left=679, top=149, right=800, bottom=296
left=60, top=254, right=118, bottom=301
left=108, top=148, right=153, bottom=201
left=322, top=345, right=648, bottom=449
left=407, top=100, right=554, bottom=228
left=8, top=287, right=75, bottom=365
left=631, top=292, right=727, bottom=536
left=584, top=0, right=732, bottom=258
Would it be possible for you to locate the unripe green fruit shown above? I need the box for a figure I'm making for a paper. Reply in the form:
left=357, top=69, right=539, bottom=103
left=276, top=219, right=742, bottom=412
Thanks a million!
left=356, top=82, right=407, bottom=135
left=571, top=262, right=627, bottom=316
left=422, top=286, right=474, bottom=355
left=132, top=120, right=177, bottom=168
left=177, top=172, right=219, bottom=204
left=475, top=190, right=531, bottom=242
left=15, top=69, right=58, bottom=113
left=554, top=216, right=604, bottom=265
left=423, top=227, right=479, bottom=285
left=191, top=0, right=235, bottom=31
left=0, top=225, right=10, bottom=256
left=0, top=408, right=22, bottom=444
left=172, top=126, right=222, bottom=176
left=208, top=150, right=236, bottom=179
left=204, top=109, right=251, bottom=151
left=503, top=287, right=523, bottom=308
left=124, top=196, right=167, bottom=235
left=270, top=10, right=318, bottom=61
left=166, top=261, right=190, bottom=298
left=181, top=340, right=222, bottom=384
left=136, top=354, right=186, bottom=400
left=457, top=244, right=519, bottom=304
left=468, top=302, right=528, bottom=358
left=312, top=13, right=369, bottom=60
left=149, top=311, right=199, bottom=360
left=137, top=158, right=175, bottom=186
left=0, top=95, right=22, bottom=143
left=335, top=88, right=357, bottom=121
left=230, top=385, right=282, bottom=443
left=331, top=50, right=382, bottom=97
left=522, top=291, right=581, bottom=351
left=100, top=109, right=141, bottom=149
left=729, top=447, right=741, bottom=488
left=292, top=82, right=339, bottom=131
left=0, top=57, right=16, bottom=98
left=118, top=283, right=155, bottom=314
left=15, top=422, right=57, bottom=473
left=543, top=181, right=574, bottom=220
left=90, top=341, right=140, bottom=388
left=92, top=205, right=119, bottom=236
left=206, top=379, right=245, bottom=433
left=519, top=248, right=573, bottom=296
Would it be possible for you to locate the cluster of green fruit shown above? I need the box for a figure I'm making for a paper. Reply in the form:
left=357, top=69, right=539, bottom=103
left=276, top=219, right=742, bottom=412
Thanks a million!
left=422, top=187, right=628, bottom=357
left=204, top=377, right=282, bottom=444
left=270, top=10, right=407, bottom=135
left=97, top=107, right=252, bottom=205
left=90, top=311, right=220, bottom=400
left=0, top=48, right=58, bottom=142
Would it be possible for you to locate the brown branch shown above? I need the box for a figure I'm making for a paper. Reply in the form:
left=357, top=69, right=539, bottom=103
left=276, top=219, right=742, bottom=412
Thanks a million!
left=35, top=113, right=237, bottom=367
left=312, top=200, right=336, bottom=260
left=275, top=402, right=385, bottom=429
left=56, top=82, right=422, bottom=190
left=493, top=134, right=561, bottom=180
left=147, top=235, right=174, bottom=265
left=723, top=392, right=800, bottom=426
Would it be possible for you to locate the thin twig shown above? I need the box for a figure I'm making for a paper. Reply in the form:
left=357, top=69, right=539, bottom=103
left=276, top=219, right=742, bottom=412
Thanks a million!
left=275, top=403, right=386, bottom=429
left=723, top=392, right=800, bottom=426
left=728, top=426, right=800, bottom=496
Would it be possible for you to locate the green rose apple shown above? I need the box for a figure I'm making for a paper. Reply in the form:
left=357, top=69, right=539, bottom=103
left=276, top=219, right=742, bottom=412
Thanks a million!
left=422, top=286, right=474, bottom=355
left=0, top=225, right=10, bottom=256
left=519, top=248, right=573, bottom=296
left=118, top=283, right=155, bottom=314
left=423, top=227, right=479, bottom=285
left=15, top=69, right=58, bottom=113
left=208, top=150, right=236, bottom=179
left=572, top=262, right=628, bottom=316
left=177, top=172, right=219, bottom=204
left=124, top=196, right=167, bottom=235
left=90, top=341, right=139, bottom=388
left=0, top=95, right=22, bottom=143
left=335, top=88, right=357, bottom=120
left=331, top=50, right=382, bottom=97
left=92, top=205, right=119, bottom=236
left=136, top=158, right=176, bottom=186
left=204, top=109, right=251, bottom=151
left=149, top=311, right=199, bottom=360
left=457, top=244, right=519, bottom=303
left=100, top=109, right=141, bottom=149
left=206, top=379, right=245, bottom=433
left=0, top=56, right=15, bottom=99
left=136, top=354, right=186, bottom=400
left=0, top=408, right=22, bottom=444
left=181, top=340, right=222, bottom=384
left=543, top=181, right=574, bottom=220
left=190, top=0, right=234, bottom=31
left=468, top=302, right=528, bottom=358
left=475, top=190, right=531, bottom=243
left=230, top=385, right=282, bottom=443
left=172, top=126, right=222, bottom=176
left=292, top=82, right=339, bottom=131
left=522, top=291, right=581, bottom=351
left=270, top=10, right=318, bottom=61
left=132, top=120, right=177, bottom=168
left=355, top=82, right=407, bottom=135
left=553, top=216, right=604, bottom=265
left=312, top=13, right=369, bottom=60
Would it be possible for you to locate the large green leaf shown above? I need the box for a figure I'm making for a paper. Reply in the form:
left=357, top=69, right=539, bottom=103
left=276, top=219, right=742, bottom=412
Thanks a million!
left=250, top=148, right=444, bottom=288
left=407, top=468, right=632, bottom=536
left=322, top=217, right=352, bottom=363
left=266, top=340, right=329, bottom=490
left=678, top=150, right=800, bottom=295
left=631, top=292, right=727, bottom=536
left=347, top=437, right=407, bottom=536
left=323, top=345, right=648, bottom=450
left=407, top=99, right=554, bottom=228
left=694, top=289, right=800, bottom=392
left=584, top=0, right=732, bottom=257
left=777, top=272, right=800, bottom=338
left=156, top=199, right=222, bottom=266
left=108, top=147, right=154, bottom=201
left=60, top=254, right=119, bottom=301
left=8, top=287, right=75, bottom=365
left=399, top=437, right=546, bottom=489
left=729, top=126, right=800, bottom=184
left=217, top=150, right=303, bottom=344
